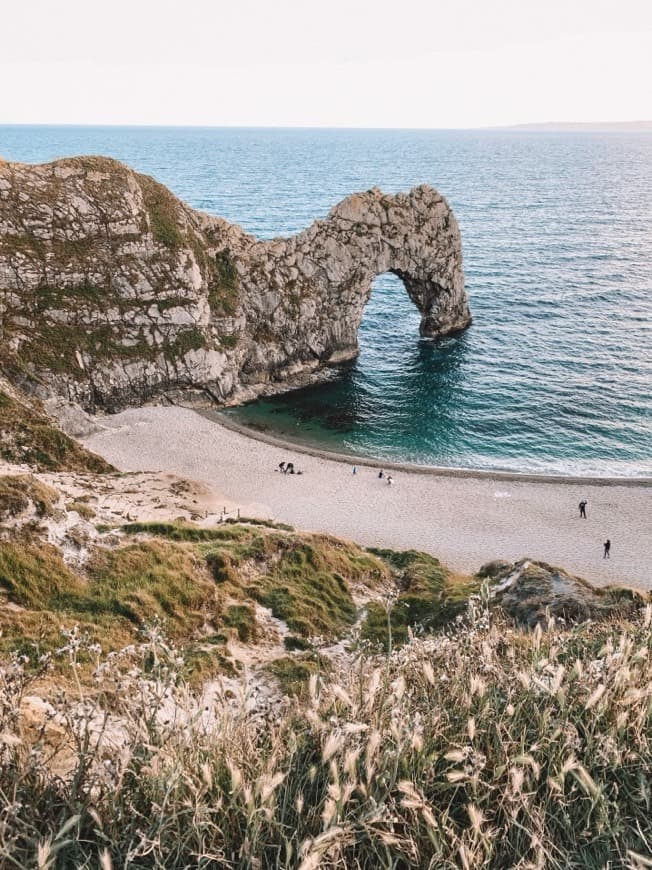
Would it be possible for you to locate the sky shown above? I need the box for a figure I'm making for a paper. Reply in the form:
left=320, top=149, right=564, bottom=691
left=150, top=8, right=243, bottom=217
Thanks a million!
left=2, top=0, right=651, bottom=128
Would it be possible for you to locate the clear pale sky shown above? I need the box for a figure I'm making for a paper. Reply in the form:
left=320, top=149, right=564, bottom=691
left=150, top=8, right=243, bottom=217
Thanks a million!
left=3, top=0, right=651, bottom=128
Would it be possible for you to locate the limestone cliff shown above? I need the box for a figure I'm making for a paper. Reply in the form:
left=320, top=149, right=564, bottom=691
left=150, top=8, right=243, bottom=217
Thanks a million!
left=0, top=155, right=470, bottom=411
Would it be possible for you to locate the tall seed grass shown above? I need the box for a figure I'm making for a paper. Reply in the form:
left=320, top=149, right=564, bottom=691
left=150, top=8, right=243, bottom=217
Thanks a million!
left=1, top=601, right=651, bottom=868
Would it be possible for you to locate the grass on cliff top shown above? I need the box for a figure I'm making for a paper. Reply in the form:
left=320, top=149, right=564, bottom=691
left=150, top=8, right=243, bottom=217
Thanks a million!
left=123, top=520, right=385, bottom=639
left=138, top=173, right=186, bottom=247
left=208, top=248, right=240, bottom=317
left=361, top=548, right=480, bottom=650
left=0, top=522, right=390, bottom=676
left=0, top=388, right=112, bottom=473
left=243, top=538, right=361, bottom=638
left=0, top=537, right=222, bottom=679
left=0, top=512, right=485, bottom=677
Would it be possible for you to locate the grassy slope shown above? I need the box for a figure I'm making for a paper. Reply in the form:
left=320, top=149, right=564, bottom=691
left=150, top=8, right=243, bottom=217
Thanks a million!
left=2, top=512, right=646, bottom=681
left=0, top=386, right=112, bottom=472
left=361, top=548, right=481, bottom=649
left=0, top=474, right=59, bottom=521
left=1, top=492, right=650, bottom=865
left=0, top=520, right=392, bottom=681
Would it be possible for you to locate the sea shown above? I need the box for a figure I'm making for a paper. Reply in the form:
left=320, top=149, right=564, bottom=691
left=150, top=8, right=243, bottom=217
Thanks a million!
left=1, top=125, right=651, bottom=477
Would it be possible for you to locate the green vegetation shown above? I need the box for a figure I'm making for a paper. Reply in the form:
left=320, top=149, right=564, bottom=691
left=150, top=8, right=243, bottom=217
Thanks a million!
left=218, top=331, right=239, bottom=349
left=0, top=522, right=389, bottom=672
left=223, top=603, right=258, bottom=642
left=122, top=520, right=253, bottom=541
left=284, top=634, right=311, bottom=651
left=224, top=516, right=295, bottom=531
left=0, top=538, right=219, bottom=666
left=123, top=522, right=371, bottom=639
left=206, top=529, right=384, bottom=639
left=0, top=541, right=83, bottom=610
left=361, top=548, right=480, bottom=649
left=246, top=537, right=385, bottom=638
left=7, top=318, right=207, bottom=389
left=252, top=546, right=356, bottom=637
left=265, top=654, right=325, bottom=697
left=74, top=541, right=217, bottom=632
left=65, top=500, right=96, bottom=520
left=0, top=390, right=112, bottom=472
left=17, top=322, right=151, bottom=379
left=208, top=248, right=240, bottom=316
left=164, top=326, right=205, bottom=359
left=139, top=174, right=185, bottom=247
left=32, top=282, right=109, bottom=314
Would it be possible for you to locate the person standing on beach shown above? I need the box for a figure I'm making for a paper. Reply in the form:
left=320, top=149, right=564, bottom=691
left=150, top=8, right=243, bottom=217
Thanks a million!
left=387, top=474, right=393, bottom=486
left=378, top=469, right=384, bottom=479
left=579, top=500, right=587, bottom=518
left=603, top=539, right=611, bottom=559
left=352, top=466, right=357, bottom=475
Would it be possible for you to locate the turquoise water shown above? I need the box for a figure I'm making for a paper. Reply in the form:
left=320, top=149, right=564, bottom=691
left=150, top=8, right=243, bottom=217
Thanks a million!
left=1, top=126, right=651, bottom=476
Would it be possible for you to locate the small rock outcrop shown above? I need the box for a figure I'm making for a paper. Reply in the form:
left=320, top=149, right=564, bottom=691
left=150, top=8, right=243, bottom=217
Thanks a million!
left=479, top=559, right=649, bottom=627
left=0, top=156, right=470, bottom=411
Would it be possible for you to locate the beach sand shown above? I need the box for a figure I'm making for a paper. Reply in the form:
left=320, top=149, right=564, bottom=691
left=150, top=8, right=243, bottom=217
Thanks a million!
left=83, top=406, right=652, bottom=589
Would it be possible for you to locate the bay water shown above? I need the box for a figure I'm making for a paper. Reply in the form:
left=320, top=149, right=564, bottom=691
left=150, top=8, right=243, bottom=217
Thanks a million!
left=1, top=125, right=650, bottom=476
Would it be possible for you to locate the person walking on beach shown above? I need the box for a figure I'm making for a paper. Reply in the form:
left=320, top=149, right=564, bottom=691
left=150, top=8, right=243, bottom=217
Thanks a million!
left=278, top=462, right=286, bottom=473
left=378, top=469, right=384, bottom=479
left=352, top=466, right=357, bottom=475
left=603, top=539, right=611, bottom=559
left=387, top=474, right=393, bottom=486
left=579, top=500, right=587, bottom=519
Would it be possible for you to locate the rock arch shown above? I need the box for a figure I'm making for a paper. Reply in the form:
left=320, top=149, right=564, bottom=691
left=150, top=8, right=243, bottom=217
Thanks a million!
left=0, top=157, right=471, bottom=409
left=238, top=184, right=471, bottom=380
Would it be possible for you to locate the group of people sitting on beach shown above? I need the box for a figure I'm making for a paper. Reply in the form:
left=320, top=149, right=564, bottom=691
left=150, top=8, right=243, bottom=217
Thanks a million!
left=278, top=461, right=302, bottom=475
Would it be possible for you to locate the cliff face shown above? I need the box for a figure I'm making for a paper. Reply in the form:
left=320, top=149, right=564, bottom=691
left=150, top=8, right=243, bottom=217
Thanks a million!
left=0, top=155, right=470, bottom=411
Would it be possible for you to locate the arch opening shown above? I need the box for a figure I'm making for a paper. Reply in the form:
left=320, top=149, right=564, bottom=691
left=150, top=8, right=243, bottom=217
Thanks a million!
left=356, top=271, right=424, bottom=364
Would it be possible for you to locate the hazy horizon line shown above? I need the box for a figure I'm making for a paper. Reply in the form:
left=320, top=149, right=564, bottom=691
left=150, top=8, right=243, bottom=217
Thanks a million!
left=1, top=120, right=652, bottom=133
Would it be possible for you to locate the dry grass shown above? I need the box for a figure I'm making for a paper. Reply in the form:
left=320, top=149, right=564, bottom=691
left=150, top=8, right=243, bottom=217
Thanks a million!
left=0, top=389, right=112, bottom=472
left=0, top=597, right=650, bottom=868
left=0, top=523, right=391, bottom=682
left=0, top=475, right=59, bottom=521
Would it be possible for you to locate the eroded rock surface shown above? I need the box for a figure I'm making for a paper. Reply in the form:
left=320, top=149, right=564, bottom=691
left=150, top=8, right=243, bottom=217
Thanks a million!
left=0, top=155, right=470, bottom=410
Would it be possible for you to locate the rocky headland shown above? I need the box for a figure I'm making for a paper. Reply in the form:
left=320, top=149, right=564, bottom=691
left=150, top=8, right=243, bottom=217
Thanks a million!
left=0, top=155, right=470, bottom=414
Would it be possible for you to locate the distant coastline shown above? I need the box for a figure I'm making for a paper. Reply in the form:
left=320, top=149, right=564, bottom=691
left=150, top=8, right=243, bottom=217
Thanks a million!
left=2, top=120, right=652, bottom=133
left=491, top=120, right=652, bottom=132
